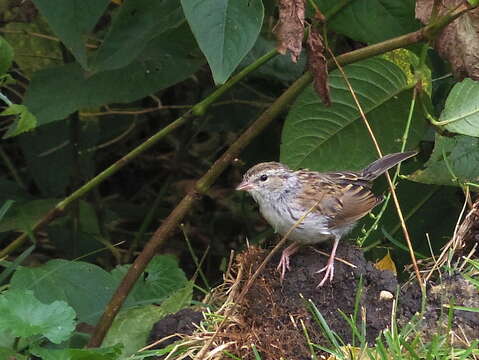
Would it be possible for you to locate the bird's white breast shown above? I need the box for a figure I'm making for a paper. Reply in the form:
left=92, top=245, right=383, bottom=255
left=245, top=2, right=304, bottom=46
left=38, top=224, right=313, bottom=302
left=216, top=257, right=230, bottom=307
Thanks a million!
left=258, top=200, right=332, bottom=244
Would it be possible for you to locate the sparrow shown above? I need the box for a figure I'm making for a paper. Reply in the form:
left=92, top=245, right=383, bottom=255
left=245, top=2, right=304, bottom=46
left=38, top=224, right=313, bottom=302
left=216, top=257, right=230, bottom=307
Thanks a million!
left=236, top=151, right=416, bottom=286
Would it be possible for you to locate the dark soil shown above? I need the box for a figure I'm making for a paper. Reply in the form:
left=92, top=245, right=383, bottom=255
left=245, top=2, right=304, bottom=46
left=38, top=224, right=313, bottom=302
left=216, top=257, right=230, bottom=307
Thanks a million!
left=223, top=244, right=397, bottom=359
left=147, top=244, right=479, bottom=359
left=404, top=275, right=479, bottom=345
left=148, top=308, right=203, bottom=350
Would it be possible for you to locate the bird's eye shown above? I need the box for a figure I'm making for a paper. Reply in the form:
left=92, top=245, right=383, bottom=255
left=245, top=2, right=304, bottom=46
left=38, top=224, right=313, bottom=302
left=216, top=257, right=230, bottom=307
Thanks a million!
left=259, top=174, right=268, bottom=182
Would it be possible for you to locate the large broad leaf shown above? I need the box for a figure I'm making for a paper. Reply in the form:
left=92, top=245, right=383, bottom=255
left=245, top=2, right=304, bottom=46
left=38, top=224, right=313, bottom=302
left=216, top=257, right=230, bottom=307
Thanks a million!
left=439, top=78, right=479, bottom=137
left=408, top=133, right=479, bottom=186
left=111, top=255, right=188, bottom=305
left=31, top=344, right=123, bottom=360
left=181, top=0, right=263, bottom=84
left=280, top=57, right=427, bottom=170
left=32, top=0, right=109, bottom=69
left=47, top=200, right=105, bottom=260
left=10, top=255, right=187, bottom=325
left=102, top=284, right=192, bottom=359
left=0, top=289, right=76, bottom=344
left=23, top=25, right=203, bottom=127
left=0, top=178, right=33, bottom=204
left=19, top=121, right=73, bottom=197
left=320, top=0, right=419, bottom=44
left=0, top=198, right=58, bottom=233
left=10, top=260, right=116, bottom=325
left=0, top=348, right=24, bottom=360
left=0, top=35, right=13, bottom=74
left=90, top=0, right=184, bottom=72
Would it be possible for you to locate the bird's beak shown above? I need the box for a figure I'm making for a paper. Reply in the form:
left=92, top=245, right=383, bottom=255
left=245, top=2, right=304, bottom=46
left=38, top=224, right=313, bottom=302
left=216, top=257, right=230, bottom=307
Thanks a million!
left=236, top=180, right=253, bottom=191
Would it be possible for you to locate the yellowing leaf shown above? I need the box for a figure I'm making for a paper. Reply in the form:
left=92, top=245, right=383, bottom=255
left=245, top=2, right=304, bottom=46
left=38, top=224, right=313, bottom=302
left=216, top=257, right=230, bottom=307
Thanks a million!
left=1, top=104, right=37, bottom=138
left=375, top=251, right=397, bottom=275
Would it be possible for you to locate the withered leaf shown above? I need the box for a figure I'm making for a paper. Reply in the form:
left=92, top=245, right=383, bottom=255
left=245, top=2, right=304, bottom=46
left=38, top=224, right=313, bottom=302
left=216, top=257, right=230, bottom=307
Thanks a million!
left=416, top=0, right=479, bottom=80
left=275, top=0, right=305, bottom=63
left=307, top=29, right=331, bottom=106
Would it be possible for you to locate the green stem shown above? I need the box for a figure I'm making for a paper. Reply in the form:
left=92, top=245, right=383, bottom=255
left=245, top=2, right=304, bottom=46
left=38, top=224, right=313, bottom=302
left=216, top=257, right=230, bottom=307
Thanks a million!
left=87, top=70, right=314, bottom=349
left=360, top=86, right=418, bottom=247
left=192, top=49, right=278, bottom=116
left=0, top=50, right=279, bottom=259
left=0, top=145, right=26, bottom=189
left=125, top=176, right=171, bottom=263
left=0, top=115, right=190, bottom=257
left=0, top=91, right=13, bottom=106
left=87, top=22, right=450, bottom=347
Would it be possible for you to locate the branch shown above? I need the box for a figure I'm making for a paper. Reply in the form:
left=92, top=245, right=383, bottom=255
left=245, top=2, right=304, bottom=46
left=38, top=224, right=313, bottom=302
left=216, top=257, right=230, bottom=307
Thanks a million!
left=0, top=50, right=278, bottom=259
left=87, top=15, right=469, bottom=347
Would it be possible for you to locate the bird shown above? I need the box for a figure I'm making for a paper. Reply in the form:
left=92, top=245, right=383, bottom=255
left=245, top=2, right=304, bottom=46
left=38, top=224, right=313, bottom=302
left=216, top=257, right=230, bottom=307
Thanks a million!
left=236, top=151, right=416, bottom=287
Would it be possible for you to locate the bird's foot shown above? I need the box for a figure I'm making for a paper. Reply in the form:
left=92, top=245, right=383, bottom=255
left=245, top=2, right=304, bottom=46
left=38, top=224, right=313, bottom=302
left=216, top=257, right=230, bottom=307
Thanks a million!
left=276, top=252, right=291, bottom=282
left=276, top=242, right=300, bottom=282
left=316, top=259, right=335, bottom=287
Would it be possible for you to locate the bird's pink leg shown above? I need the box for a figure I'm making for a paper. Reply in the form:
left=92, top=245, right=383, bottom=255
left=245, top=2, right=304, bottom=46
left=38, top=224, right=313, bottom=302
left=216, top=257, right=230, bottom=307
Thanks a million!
left=276, top=242, right=300, bottom=281
left=316, top=235, right=340, bottom=287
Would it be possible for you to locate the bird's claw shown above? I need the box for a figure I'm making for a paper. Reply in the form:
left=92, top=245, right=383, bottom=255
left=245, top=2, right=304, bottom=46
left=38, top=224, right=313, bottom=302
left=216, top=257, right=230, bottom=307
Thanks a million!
left=316, top=262, right=334, bottom=287
left=276, top=254, right=291, bottom=282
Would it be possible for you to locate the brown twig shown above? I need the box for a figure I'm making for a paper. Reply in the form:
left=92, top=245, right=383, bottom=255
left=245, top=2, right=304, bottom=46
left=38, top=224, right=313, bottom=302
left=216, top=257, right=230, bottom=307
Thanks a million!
left=87, top=18, right=465, bottom=347
left=0, top=29, right=99, bottom=49
left=195, top=200, right=322, bottom=359
left=79, top=105, right=192, bottom=117
left=86, top=71, right=313, bottom=348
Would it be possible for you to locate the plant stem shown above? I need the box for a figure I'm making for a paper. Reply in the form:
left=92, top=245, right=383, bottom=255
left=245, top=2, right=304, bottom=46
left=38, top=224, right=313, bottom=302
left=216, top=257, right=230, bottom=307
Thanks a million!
left=0, top=51, right=278, bottom=259
left=0, top=145, right=26, bottom=189
left=87, top=17, right=467, bottom=347
left=87, top=69, right=313, bottom=349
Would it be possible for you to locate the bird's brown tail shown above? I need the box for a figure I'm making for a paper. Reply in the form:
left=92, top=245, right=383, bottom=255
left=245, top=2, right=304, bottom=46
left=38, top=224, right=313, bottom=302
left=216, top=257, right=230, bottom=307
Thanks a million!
left=361, top=151, right=417, bottom=180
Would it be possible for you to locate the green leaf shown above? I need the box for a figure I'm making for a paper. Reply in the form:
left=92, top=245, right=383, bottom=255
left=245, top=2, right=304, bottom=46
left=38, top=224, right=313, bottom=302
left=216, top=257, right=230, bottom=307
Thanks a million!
left=111, top=255, right=188, bottom=305
left=408, top=134, right=479, bottom=186
left=1, top=104, right=37, bottom=139
left=0, top=289, right=76, bottom=344
left=10, top=260, right=116, bottom=325
left=102, top=284, right=193, bottom=359
left=439, top=78, right=479, bottom=137
left=2, top=20, right=63, bottom=77
left=241, top=36, right=306, bottom=83
left=91, top=0, right=184, bottom=72
left=31, top=344, right=123, bottom=360
left=320, top=0, right=419, bottom=44
left=23, top=25, right=203, bottom=127
left=0, top=35, right=13, bottom=74
left=181, top=0, right=263, bottom=84
left=0, top=348, right=25, bottom=360
left=19, top=121, right=73, bottom=197
left=10, top=255, right=187, bottom=325
left=0, top=198, right=58, bottom=233
left=31, top=0, right=109, bottom=69
left=280, top=57, right=426, bottom=170
left=0, top=199, right=14, bottom=221
left=47, top=200, right=105, bottom=260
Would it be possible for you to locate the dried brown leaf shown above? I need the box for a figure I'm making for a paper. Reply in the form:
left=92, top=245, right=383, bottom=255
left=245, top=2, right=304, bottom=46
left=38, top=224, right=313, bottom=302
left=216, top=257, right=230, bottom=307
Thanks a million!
left=307, top=29, right=331, bottom=106
left=275, top=0, right=305, bottom=63
left=416, top=0, right=479, bottom=80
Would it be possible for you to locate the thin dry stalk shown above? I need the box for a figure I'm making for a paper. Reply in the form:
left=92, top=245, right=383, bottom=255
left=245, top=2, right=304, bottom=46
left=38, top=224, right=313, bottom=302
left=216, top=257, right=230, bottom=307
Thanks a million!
left=309, top=246, right=357, bottom=268
left=425, top=188, right=473, bottom=281
left=326, top=47, right=424, bottom=293
left=195, top=200, right=322, bottom=359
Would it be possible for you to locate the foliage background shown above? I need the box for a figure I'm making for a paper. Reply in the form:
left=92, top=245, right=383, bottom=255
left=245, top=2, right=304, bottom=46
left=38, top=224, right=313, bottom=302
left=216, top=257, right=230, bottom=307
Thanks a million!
left=0, top=0, right=478, bottom=358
